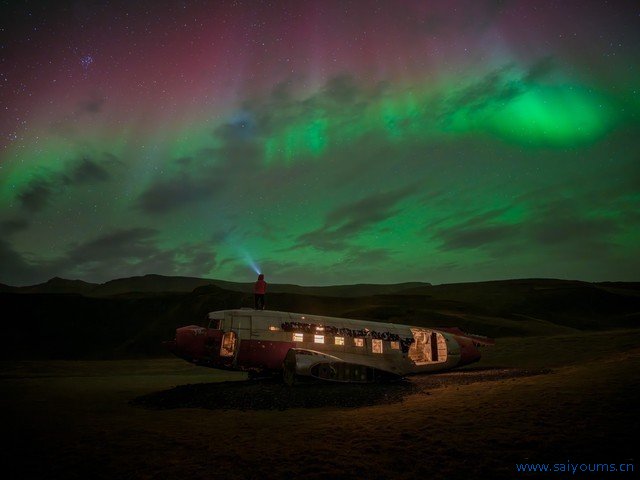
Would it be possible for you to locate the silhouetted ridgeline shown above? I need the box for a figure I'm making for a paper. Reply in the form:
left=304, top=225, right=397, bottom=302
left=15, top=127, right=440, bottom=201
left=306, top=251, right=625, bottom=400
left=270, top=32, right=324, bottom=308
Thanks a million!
left=0, top=274, right=431, bottom=297
left=1, top=276, right=638, bottom=359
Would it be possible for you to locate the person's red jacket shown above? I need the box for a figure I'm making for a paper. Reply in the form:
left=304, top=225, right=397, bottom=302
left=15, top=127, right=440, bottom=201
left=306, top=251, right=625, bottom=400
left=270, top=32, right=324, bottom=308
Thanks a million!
left=254, top=274, right=267, bottom=294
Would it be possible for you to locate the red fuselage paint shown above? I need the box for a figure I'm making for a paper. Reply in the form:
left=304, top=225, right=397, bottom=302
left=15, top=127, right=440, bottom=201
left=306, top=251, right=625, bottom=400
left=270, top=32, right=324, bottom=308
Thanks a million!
left=168, top=310, right=493, bottom=379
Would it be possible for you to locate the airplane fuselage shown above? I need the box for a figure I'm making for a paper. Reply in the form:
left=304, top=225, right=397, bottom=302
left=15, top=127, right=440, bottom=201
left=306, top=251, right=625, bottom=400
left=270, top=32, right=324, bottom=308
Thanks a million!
left=167, top=309, right=490, bottom=383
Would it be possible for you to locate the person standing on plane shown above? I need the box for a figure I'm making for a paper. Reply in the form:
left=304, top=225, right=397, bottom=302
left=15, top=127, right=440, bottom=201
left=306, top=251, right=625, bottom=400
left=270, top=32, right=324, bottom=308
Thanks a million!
left=254, top=273, right=267, bottom=310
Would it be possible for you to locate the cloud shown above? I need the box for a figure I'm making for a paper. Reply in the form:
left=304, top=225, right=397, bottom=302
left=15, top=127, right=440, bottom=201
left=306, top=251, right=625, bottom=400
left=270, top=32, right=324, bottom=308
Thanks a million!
left=325, top=188, right=413, bottom=230
left=528, top=201, right=620, bottom=254
left=50, top=228, right=217, bottom=282
left=18, top=180, right=54, bottom=212
left=0, top=239, right=42, bottom=285
left=64, top=157, right=111, bottom=185
left=137, top=174, right=221, bottom=214
left=442, top=65, right=521, bottom=119
left=436, top=224, right=519, bottom=250
left=0, top=218, right=29, bottom=235
left=65, top=227, right=159, bottom=264
left=48, top=93, right=107, bottom=137
left=431, top=206, right=519, bottom=251
left=296, top=186, right=418, bottom=251
left=441, top=58, right=556, bottom=122
left=217, top=111, right=259, bottom=142
left=221, top=63, right=558, bottom=176
left=331, top=247, right=394, bottom=269
left=15, top=155, right=118, bottom=213
left=323, top=75, right=360, bottom=104
left=433, top=197, right=623, bottom=260
left=232, top=73, right=385, bottom=153
left=78, top=96, right=106, bottom=114
left=238, top=246, right=395, bottom=285
left=137, top=117, right=267, bottom=215
left=524, top=56, right=556, bottom=83
left=234, top=258, right=331, bottom=285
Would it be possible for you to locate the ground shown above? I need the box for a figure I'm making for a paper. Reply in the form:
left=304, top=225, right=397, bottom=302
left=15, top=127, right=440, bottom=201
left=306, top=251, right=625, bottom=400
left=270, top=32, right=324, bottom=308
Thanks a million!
left=2, top=329, right=639, bottom=479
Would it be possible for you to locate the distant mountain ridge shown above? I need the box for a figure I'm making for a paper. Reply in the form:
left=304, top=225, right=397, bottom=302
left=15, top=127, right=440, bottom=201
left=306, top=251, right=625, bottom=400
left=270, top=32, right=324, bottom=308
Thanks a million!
left=1, top=275, right=638, bottom=360
left=0, top=274, right=432, bottom=298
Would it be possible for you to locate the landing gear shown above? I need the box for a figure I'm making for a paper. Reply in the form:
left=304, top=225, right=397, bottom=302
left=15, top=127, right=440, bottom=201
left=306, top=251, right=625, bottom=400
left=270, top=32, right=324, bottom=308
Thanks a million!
left=282, top=349, right=297, bottom=386
left=282, top=366, right=296, bottom=386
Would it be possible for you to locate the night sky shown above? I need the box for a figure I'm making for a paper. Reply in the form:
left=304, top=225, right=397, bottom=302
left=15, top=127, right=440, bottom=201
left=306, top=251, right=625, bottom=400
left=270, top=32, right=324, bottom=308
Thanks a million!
left=1, top=0, right=639, bottom=286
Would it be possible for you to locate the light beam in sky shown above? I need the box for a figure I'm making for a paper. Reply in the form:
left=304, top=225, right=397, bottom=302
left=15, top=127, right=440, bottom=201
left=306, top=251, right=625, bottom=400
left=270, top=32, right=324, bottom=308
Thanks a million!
left=240, top=249, right=262, bottom=276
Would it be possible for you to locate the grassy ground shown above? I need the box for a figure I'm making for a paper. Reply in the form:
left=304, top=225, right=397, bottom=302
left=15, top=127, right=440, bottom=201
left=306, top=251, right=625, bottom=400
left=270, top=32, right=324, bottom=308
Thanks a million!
left=2, top=329, right=639, bottom=479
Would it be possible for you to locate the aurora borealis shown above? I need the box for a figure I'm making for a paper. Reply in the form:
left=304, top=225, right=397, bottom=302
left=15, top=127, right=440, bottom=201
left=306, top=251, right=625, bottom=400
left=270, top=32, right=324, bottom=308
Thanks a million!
left=1, top=0, right=638, bottom=286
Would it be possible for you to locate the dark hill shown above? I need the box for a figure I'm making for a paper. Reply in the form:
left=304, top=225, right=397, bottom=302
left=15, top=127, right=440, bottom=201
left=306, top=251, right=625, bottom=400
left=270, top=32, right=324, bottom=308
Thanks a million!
left=0, top=282, right=18, bottom=293
left=18, top=277, right=98, bottom=295
left=94, top=274, right=214, bottom=296
left=8, top=274, right=432, bottom=298
left=1, top=277, right=639, bottom=360
left=208, top=279, right=431, bottom=297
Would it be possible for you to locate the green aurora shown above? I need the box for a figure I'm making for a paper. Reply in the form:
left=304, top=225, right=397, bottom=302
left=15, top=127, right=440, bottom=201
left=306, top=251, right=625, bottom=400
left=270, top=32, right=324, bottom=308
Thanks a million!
left=1, top=1, right=638, bottom=286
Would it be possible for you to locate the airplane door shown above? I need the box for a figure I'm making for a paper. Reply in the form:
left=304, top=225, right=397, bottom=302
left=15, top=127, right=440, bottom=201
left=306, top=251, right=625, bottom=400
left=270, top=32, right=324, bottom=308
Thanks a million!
left=231, top=314, right=257, bottom=367
left=220, top=313, right=251, bottom=362
left=431, top=331, right=439, bottom=362
left=231, top=314, right=252, bottom=339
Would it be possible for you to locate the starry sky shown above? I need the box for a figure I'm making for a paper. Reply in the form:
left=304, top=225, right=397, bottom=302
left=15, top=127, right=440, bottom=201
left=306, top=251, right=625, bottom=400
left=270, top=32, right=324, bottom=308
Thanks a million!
left=1, top=0, right=639, bottom=287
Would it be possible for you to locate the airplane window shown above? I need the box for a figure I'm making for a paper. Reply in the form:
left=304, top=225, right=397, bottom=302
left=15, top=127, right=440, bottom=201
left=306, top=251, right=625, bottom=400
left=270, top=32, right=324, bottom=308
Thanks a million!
left=335, top=337, right=344, bottom=345
left=293, top=333, right=303, bottom=342
left=372, top=339, right=383, bottom=354
left=390, top=341, right=400, bottom=350
left=354, top=338, right=364, bottom=347
left=314, top=335, right=324, bottom=344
